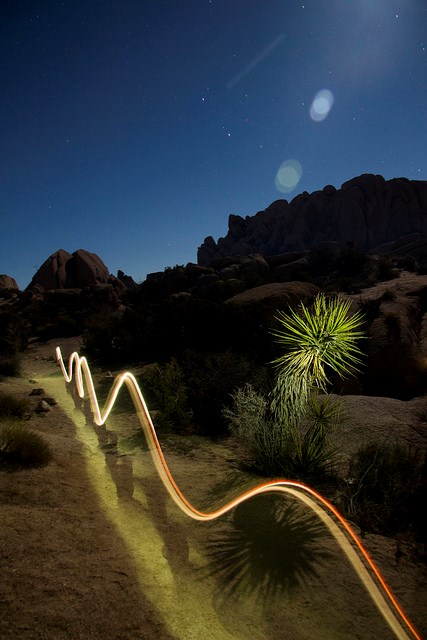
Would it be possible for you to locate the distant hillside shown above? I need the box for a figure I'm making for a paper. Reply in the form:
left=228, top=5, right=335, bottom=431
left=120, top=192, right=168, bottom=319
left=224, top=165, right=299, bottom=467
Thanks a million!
left=198, top=174, right=427, bottom=267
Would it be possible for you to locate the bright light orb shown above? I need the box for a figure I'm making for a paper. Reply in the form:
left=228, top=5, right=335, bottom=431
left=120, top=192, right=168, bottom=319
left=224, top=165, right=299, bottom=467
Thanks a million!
left=275, top=159, right=303, bottom=193
left=310, top=89, right=334, bottom=122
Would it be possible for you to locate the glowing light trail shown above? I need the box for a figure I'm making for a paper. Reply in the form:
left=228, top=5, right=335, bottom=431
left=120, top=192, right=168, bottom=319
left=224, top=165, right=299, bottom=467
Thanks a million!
left=56, top=347, right=421, bottom=640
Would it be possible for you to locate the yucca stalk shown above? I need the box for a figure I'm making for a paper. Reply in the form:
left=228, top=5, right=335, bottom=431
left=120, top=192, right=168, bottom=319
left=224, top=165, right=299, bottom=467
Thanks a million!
left=270, top=294, right=365, bottom=427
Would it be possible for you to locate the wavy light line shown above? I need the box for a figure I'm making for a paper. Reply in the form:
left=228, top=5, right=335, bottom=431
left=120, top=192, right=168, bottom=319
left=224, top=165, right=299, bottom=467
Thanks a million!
left=56, top=347, right=421, bottom=640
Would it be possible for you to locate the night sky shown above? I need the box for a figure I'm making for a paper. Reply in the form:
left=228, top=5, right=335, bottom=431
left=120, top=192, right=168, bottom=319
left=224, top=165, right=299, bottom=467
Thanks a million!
left=1, top=1, right=426, bottom=288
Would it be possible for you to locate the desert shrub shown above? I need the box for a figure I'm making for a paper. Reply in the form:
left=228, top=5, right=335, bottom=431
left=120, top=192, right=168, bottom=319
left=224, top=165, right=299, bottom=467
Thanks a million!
left=0, top=354, right=21, bottom=378
left=224, top=386, right=342, bottom=481
left=341, top=441, right=425, bottom=537
left=0, top=308, right=30, bottom=356
left=394, top=255, right=417, bottom=272
left=0, top=421, right=52, bottom=468
left=141, top=359, right=194, bottom=434
left=82, top=307, right=136, bottom=364
left=362, top=346, right=426, bottom=399
left=374, top=256, right=398, bottom=281
left=0, top=308, right=29, bottom=377
left=182, top=350, right=260, bottom=436
left=294, top=394, right=342, bottom=479
left=224, top=384, right=285, bottom=476
left=334, top=247, right=369, bottom=277
left=0, top=391, right=30, bottom=419
left=309, top=247, right=336, bottom=277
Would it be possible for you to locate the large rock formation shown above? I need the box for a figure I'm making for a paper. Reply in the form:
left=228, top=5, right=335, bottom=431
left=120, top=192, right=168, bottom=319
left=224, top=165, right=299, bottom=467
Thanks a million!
left=26, top=249, right=111, bottom=291
left=198, top=174, right=427, bottom=266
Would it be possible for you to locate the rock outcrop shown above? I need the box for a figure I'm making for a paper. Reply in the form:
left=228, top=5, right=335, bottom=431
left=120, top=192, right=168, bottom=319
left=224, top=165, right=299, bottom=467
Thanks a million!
left=0, top=275, right=19, bottom=290
left=25, top=249, right=136, bottom=291
left=26, top=249, right=110, bottom=291
left=347, top=271, right=427, bottom=399
left=198, top=174, right=427, bottom=266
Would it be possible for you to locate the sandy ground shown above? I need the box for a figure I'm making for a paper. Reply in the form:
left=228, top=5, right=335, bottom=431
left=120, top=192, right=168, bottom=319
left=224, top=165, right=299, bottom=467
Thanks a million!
left=0, top=337, right=426, bottom=639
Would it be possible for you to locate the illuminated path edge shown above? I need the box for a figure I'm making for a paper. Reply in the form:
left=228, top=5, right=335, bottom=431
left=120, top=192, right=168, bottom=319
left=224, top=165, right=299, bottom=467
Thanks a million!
left=55, top=347, right=421, bottom=640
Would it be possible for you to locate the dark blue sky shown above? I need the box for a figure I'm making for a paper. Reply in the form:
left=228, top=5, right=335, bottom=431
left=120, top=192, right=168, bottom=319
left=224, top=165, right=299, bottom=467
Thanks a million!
left=1, top=0, right=426, bottom=288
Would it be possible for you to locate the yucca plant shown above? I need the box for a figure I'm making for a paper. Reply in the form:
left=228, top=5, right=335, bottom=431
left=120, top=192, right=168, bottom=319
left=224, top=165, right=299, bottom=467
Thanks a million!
left=271, top=294, right=365, bottom=426
left=269, top=294, right=364, bottom=480
left=224, top=294, right=365, bottom=481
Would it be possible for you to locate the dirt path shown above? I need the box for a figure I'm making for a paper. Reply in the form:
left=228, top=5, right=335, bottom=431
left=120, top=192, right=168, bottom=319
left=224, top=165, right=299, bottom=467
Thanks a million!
left=1, top=338, right=426, bottom=639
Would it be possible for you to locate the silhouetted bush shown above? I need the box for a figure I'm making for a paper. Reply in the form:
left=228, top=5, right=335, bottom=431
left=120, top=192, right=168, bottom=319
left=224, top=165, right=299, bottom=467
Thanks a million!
left=374, top=256, right=398, bottom=281
left=0, top=355, right=21, bottom=378
left=341, top=441, right=425, bottom=537
left=0, top=308, right=29, bottom=376
left=362, top=347, right=426, bottom=399
left=334, top=247, right=369, bottom=277
left=394, top=255, right=417, bottom=272
left=141, top=359, right=194, bottom=434
left=182, top=350, right=261, bottom=436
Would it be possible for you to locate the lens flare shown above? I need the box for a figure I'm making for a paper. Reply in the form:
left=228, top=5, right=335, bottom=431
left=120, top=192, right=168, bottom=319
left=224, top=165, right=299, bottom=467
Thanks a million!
left=55, top=346, right=421, bottom=640
left=310, top=89, right=334, bottom=122
left=275, top=159, right=302, bottom=193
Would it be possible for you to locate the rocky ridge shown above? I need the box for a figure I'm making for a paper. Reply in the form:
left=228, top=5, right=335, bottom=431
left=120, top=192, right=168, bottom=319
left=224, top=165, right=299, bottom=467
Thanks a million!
left=198, top=174, right=427, bottom=267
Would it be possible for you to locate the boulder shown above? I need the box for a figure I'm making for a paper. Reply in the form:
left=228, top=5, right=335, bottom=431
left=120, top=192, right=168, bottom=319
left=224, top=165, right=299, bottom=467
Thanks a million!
left=27, top=249, right=110, bottom=291
left=28, top=249, right=72, bottom=290
left=225, top=281, right=319, bottom=309
left=0, top=275, right=19, bottom=290
left=349, top=272, right=427, bottom=399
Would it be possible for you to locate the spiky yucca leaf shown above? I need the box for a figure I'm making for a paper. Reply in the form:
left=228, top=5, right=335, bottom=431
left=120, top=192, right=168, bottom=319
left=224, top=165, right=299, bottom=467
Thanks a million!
left=271, top=294, right=365, bottom=392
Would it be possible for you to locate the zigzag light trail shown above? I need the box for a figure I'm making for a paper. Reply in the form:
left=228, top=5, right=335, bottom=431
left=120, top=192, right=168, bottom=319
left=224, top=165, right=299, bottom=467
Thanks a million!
left=56, top=347, right=421, bottom=640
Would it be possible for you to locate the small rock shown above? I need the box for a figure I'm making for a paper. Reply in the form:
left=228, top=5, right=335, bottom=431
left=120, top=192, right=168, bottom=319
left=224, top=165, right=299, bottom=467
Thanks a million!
left=42, top=397, right=57, bottom=406
left=35, top=400, right=51, bottom=413
left=29, top=388, right=45, bottom=396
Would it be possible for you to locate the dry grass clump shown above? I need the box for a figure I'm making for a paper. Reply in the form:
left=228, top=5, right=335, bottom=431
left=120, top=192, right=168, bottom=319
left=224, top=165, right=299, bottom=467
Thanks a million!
left=0, top=391, right=30, bottom=418
left=0, top=421, right=52, bottom=469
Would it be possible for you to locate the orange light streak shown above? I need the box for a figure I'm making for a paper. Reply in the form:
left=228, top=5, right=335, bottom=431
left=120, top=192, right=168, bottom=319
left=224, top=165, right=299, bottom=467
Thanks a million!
left=55, top=347, right=422, bottom=640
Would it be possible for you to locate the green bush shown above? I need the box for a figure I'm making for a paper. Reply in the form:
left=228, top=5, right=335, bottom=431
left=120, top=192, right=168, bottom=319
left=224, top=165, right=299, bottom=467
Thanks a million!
left=224, top=386, right=342, bottom=481
left=341, top=441, right=425, bottom=537
left=224, top=384, right=284, bottom=476
left=0, top=421, right=52, bottom=468
left=0, top=391, right=30, bottom=419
